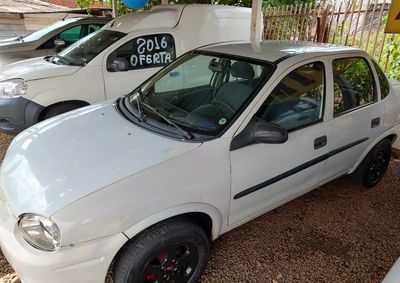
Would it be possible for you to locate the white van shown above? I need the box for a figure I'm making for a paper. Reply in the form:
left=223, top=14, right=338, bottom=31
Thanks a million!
left=0, top=4, right=262, bottom=133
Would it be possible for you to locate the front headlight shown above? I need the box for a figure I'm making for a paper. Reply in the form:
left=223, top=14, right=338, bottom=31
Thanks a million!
left=18, top=213, right=61, bottom=251
left=0, top=79, right=27, bottom=99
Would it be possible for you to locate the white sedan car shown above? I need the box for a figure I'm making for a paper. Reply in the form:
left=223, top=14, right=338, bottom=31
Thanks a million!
left=0, top=41, right=399, bottom=283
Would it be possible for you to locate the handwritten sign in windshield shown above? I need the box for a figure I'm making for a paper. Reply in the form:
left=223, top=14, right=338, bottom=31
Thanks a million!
left=130, top=34, right=176, bottom=69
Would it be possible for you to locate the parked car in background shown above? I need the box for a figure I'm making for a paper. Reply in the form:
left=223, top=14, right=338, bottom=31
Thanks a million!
left=0, top=4, right=262, bottom=134
left=0, top=17, right=110, bottom=67
left=0, top=41, right=399, bottom=283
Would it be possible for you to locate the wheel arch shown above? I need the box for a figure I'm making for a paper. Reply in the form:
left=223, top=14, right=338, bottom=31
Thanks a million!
left=123, top=203, right=223, bottom=241
left=350, top=130, right=398, bottom=174
left=39, top=100, right=90, bottom=121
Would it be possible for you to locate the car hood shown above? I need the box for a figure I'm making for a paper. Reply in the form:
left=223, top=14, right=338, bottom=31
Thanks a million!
left=0, top=39, right=37, bottom=53
left=0, top=57, right=80, bottom=81
left=0, top=37, right=20, bottom=46
left=0, top=101, right=201, bottom=217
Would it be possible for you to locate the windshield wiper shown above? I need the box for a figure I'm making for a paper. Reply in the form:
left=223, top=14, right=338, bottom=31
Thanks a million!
left=135, top=91, right=192, bottom=139
left=142, top=101, right=193, bottom=139
left=136, top=89, right=145, bottom=122
left=50, top=55, right=70, bottom=65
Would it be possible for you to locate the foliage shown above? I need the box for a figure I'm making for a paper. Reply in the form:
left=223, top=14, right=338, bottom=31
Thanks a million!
left=263, top=0, right=317, bottom=7
left=384, top=34, right=400, bottom=81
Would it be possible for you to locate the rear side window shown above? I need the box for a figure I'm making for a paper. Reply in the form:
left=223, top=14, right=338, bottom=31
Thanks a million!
left=333, top=57, right=376, bottom=116
left=255, top=61, right=325, bottom=131
left=107, top=34, right=176, bottom=72
left=373, top=61, right=390, bottom=99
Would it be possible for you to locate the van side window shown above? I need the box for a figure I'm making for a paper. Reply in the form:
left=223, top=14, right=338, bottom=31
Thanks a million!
left=107, top=34, right=176, bottom=72
left=333, top=57, right=376, bottom=116
left=373, top=61, right=390, bottom=99
left=255, top=62, right=325, bottom=131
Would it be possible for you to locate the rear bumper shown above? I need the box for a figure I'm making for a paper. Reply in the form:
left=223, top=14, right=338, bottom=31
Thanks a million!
left=0, top=97, right=44, bottom=134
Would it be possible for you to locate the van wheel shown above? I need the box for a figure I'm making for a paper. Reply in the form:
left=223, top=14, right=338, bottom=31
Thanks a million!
left=41, top=103, right=84, bottom=120
left=352, top=139, right=392, bottom=189
left=113, top=217, right=210, bottom=283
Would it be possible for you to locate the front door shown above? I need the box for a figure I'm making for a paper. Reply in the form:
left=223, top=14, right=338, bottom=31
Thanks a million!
left=229, top=60, right=330, bottom=225
left=103, top=32, right=180, bottom=100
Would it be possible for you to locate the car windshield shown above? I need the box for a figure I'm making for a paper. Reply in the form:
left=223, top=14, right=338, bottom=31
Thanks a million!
left=23, top=19, right=78, bottom=42
left=57, top=29, right=126, bottom=66
left=127, top=51, right=275, bottom=138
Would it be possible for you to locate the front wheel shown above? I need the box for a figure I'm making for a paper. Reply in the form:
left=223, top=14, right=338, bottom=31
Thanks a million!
left=41, top=102, right=85, bottom=120
left=113, top=217, right=210, bottom=283
left=352, top=139, right=392, bottom=188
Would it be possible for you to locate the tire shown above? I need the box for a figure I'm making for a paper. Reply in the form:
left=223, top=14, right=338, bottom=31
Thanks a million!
left=113, top=217, right=210, bottom=283
left=41, top=103, right=83, bottom=120
left=352, top=139, right=392, bottom=189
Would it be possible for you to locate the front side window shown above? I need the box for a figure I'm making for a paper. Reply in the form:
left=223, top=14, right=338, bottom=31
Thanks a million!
left=255, top=62, right=325, bottom=131
left=125, top=52, right=274, bottom=138
left=56, top=29, right=126, bottom=66
left=58, top=25, right=83, bottom=46
left=38, top=23, right=105, bottom=50
left=373, top=61, right=390, bottom=99
left=107, top=34, right=176, bottom=72
left=333, top=57, right=376, bottom=116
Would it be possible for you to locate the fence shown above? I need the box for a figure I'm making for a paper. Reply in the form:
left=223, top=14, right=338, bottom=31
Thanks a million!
left=263, top=0, right=398, bottom=75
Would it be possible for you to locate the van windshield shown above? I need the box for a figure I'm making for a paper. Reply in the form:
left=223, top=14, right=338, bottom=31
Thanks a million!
left=57, top=29, right=126, bottom=66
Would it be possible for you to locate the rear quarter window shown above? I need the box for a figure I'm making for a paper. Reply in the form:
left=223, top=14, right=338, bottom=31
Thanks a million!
left=373, top=61, right=390, bottom=99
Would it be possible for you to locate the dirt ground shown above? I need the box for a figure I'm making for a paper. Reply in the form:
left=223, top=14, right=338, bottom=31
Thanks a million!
left=0, top=132, right=399, bottom=283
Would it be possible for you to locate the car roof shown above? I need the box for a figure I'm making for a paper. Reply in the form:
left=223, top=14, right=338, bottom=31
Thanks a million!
left=104, top=4, right=251, bottom=34
left=199, top=41, right=362, bottom=63
left=70, top=17, right=111, bottom=23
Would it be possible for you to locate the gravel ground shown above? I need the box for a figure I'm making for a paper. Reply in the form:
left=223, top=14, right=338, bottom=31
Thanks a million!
left=0, top=132, right=399, bottom=283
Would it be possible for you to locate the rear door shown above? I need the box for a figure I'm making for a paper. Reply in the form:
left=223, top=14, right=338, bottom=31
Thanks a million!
left=320, top=55, right=382, bottom=181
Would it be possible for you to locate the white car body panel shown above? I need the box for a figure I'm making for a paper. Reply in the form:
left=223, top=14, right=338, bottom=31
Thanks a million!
left=0, top=42, right=399, bottom=283
left=0, top=57, right=80, bottom=82
left=383, top=258, right=400, bottom=283
left=0, top=102, right=200, bottom=217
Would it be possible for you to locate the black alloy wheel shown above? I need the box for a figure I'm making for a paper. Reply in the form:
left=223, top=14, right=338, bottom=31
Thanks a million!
left=141, top=243, right=199, bottom=283
left=352, top=139, right=392, bottom=188
left=113, top=217, right=210, bottom=283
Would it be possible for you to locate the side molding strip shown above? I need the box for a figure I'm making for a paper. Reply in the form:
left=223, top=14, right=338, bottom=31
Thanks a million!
left=233, top=137, right=369, bottom=200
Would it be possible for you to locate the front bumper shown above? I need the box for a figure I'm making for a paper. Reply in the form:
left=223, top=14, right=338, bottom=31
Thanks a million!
left=0, top=208, right=127, bottom=283
left=0, top=97, right=44, bottom=134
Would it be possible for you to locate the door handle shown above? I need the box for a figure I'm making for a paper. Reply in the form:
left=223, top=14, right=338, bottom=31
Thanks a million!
left=371, top=117, right=380, bottom=128
left=314, top=136, right=327, bottom=149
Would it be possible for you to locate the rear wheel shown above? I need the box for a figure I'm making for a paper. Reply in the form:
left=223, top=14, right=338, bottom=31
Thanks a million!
left=113, top=217, right=210, bottom=283
left=352, top=139, right=392, bottom=188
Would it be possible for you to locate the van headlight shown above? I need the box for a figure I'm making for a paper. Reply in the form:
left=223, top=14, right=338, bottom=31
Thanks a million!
left=0, top=79, right=27, bottom=99
left=18, top=213, right=61, bottom=251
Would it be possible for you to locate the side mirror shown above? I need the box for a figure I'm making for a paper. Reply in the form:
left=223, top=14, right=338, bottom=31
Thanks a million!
left=54, top=39, right=66, bottom=52
left=107, top=57, right=129, bottom=72
left=230, top=122, right=288, bottom=151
